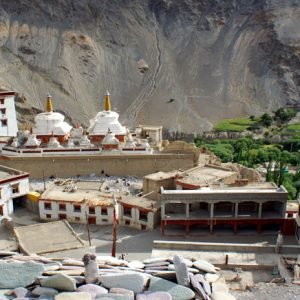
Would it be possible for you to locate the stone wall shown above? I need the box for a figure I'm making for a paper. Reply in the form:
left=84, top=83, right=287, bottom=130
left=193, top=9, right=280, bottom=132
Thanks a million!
left=0, top=153, right=194, bottom=179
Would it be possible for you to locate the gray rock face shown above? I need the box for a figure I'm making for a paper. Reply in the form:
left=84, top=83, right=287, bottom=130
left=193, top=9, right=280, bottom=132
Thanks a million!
left=0, top=0, right=298, bottom=133
left=41, top=274, right=76, bottom=292
left=0, top=262, right=44, bottom=288
left=148, top=276, right=195, bottom=300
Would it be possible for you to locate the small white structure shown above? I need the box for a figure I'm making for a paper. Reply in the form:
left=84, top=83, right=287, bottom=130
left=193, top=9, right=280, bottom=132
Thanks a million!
left=39, top=180, right=116, bottom=225
left=0, top=91, right=18, bottom=138
left=0, top=165, right=30, bottom=217
left=118, top=196, right=160, bottom=230
left=33, top=94, right=72, bottom=143
left=88, top=91, right=126, bottom=143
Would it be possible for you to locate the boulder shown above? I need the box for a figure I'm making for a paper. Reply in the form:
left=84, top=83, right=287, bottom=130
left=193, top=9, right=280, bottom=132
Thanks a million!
left=55, top=292, right=92, bottom=300
left=148, top=276, right=195, bottom=300
left=175, top=262, right=190, bottom=287
left=143, top=258, right=169, bottom=264
left=0, top=262, right=44, bottom=288
left=193, top=260, right=216, bottom=274
left=189, top=274, right=207, bottom=300
left=96, top=294, right=134, bottom=300
left=99, top=273, right=147, bottom=294
left=41, top=274, right=76, bottom=292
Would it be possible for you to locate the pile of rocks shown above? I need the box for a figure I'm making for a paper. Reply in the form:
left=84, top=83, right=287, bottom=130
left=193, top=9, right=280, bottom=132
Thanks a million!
left=0, top=251, right=235, bottom=300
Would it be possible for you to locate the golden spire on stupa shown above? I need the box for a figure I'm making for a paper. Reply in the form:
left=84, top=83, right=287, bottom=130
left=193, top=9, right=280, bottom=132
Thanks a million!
left=104, top=90, right=111, bottom=111
left=46, top=93, right=53, bottom=112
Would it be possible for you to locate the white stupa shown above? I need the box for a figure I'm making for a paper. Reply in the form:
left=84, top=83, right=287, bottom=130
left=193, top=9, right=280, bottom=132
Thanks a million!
left=88, top=91, right=126, bottom=143
left=32, top=94, right=72, bottom=143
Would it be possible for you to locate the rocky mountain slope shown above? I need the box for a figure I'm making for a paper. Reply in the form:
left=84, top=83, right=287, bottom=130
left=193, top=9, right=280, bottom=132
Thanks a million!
left=0, top=0, right=299, bottom=134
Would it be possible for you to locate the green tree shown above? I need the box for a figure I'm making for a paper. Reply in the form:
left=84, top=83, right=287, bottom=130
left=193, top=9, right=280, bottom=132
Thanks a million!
left=260, top=113, right=273, bottom=127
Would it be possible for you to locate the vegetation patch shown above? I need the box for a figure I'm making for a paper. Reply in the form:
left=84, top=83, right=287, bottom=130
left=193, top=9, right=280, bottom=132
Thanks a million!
left=214, top=117, right=256, bottom=132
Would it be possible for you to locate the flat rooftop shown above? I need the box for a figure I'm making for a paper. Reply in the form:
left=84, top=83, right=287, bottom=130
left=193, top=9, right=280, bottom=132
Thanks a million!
left=14, top=220, right=85, bottom=255
left=40, top=180, right=117, bottom=206
left=0, top=165, right=29, bottom=182
left=177, top=165, right=237, bottom=186
left=118, top=195, right=160, bottom=212
left=144, top=170, right=180, bottom=181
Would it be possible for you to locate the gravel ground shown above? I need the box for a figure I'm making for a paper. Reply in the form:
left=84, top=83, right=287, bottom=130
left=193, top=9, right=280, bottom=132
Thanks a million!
left=232, top=282, right=300, bottom=300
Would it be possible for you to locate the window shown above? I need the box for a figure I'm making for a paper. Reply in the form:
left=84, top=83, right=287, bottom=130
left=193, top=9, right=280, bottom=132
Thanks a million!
left=125, top=220, right=130, bottom=225
left=0, top=99, right=4, bottom=105
left=44, top=202, right=52, bottom=210
left=139, top=210, right=148, bottom=222
left=101, top=207, right=107, bottom=215
left=73, top=204, right=81, bottom=213
left=75, top=217, right=80, bottom=222
left=123, top=206, right=131, bottom=217
left=89, top=207, right=95, bottom=214
left=1, top=120, right=7, bottom=127
left=59, top=203, right=66, bottom=211
left=0, top=108, right=5, bottom=114
left=46, top=214, right=51, bottom=219
left=59, top=214, right=66, bottom=220
left=141, top=224, right=147, bottom=230
left=11, top=184, right=19, bottom=194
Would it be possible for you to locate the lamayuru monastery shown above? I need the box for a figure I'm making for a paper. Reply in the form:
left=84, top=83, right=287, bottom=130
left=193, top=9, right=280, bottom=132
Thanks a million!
left=1, top=91, right=163, bottom=156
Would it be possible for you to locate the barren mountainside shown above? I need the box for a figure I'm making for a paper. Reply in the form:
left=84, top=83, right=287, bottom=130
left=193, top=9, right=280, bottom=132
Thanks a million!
left=0, top=0, right=299, bottom=134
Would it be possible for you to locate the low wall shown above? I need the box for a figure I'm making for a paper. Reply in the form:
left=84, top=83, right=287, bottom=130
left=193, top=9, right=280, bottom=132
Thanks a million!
left=153, top=241, right=300, bottom=254
left=0, top=153, right=194, bottom=179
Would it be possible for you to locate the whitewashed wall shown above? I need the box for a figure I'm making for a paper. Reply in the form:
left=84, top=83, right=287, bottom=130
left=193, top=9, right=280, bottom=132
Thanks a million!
left=0, top=95, right=18, bottom=137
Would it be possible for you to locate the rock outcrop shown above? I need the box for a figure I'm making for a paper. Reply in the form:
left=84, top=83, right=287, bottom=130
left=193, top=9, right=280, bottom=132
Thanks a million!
left=0, top=0, right=299, bottom=133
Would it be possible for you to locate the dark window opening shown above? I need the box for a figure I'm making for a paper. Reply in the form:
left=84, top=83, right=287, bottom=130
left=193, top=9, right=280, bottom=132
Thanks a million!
left=101, top=207, right=107, bottom=215
left=73, top=204, right=81, bottom=213
left=44, top=202, right=52, bottom=210
left=89, top=206, right=95, bottom=214
left=139, top=210, right=148, bottom=222
left=59, top=203, right=66, bottom=211
left=123, top=206, right=131, bottom=217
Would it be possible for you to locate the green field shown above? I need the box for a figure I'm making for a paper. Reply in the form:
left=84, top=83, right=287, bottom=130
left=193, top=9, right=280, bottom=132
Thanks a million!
left=286, top=123, right=300, bottom=131
left=214, top=117, right=256, bottom=132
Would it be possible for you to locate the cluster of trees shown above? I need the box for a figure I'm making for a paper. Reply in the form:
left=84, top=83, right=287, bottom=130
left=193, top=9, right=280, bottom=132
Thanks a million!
left=194, top=137, right=300, bottom=199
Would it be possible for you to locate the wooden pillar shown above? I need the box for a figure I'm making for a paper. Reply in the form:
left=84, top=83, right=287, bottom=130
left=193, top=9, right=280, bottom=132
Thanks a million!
left=235, top=202, right=239, bottom=218
left=258, top=202, right=263, bottom=219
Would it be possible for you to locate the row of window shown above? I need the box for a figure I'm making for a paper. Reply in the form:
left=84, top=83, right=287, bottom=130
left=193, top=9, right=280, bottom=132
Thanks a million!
left=43, top=202, right=107, bottom=215
left=123, top=206, right=148, bottom=221
left=44, top=213, right=109, bottom=223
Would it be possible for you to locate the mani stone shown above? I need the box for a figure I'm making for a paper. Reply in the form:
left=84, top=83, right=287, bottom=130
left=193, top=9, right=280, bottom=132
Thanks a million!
left=148, top=276, right=195, bottom=300
left=77, top=284, right=108, bottom=299
left=211, top=292, right=236, bottom=300
left=99, top=273, right=147, bottom=294
left=96, top=294, right=134, bottom=300
left=193, top=260, right=216, bottom=274
left=83, top=254, right=99, bottom=284
left=128, top=261, right=145, bottom=269
left=41, top=274, right=76, bottom=292
left=32, top=286, right=59, bottom=296
left=136, top=291, right=172, bottom=300
left=110, top=288, right=134, bottom=297
left=189, top=275, right=207, bottom=300
left=0, top=262, right=44, bottom=288
left=194, top=274, right=211, bottom=295
left=205, top=274, right=219, bottom=283
left=175, top=262, right=190, bottom=287
left=143, top=258, right=169, bottom=264
left=13, top=287, right=28, bottom=298
left=55, top=292, right=92, bottom=300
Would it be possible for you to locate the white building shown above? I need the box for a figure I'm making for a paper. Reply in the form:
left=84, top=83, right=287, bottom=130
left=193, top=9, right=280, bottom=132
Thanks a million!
left=0, top=91, right=18, bottom=138
left=0, top=165, right=30, bottom=217
left=39, top=180, right=116, bottom=225
left=118, top=196, right=160, bottom=230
